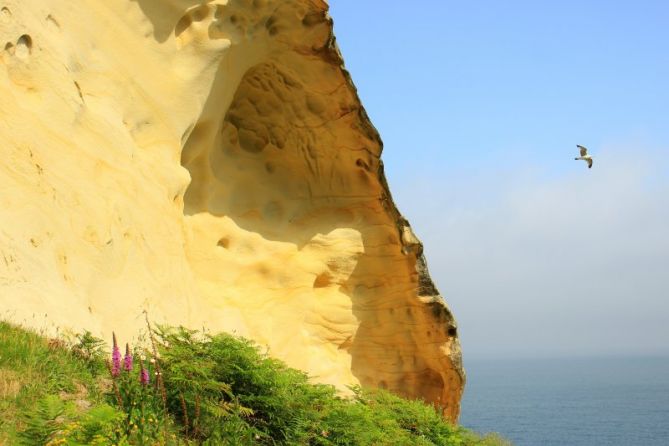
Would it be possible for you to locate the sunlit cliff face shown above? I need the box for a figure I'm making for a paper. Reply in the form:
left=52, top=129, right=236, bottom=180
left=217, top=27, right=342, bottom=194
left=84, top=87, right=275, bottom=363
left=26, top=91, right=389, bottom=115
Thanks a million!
left=0, top=0, right=463, bottom=420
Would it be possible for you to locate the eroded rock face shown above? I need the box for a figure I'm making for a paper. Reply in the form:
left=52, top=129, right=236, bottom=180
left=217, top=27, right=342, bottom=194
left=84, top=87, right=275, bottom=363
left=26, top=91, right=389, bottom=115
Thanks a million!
left=0, top=0, right=464, bottom=419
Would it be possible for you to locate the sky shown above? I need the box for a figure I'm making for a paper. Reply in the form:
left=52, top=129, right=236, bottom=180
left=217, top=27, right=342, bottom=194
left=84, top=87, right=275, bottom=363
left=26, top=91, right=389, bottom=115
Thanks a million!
left=328, top=1, right=669, bottom=360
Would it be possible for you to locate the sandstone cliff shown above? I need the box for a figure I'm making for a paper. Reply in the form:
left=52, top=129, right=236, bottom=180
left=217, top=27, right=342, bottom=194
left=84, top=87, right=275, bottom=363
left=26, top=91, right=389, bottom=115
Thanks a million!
left=0, top=0, right=464, bottom=420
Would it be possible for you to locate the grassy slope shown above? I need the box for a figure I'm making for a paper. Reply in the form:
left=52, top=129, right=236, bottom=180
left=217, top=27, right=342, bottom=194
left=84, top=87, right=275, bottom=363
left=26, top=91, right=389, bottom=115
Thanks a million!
left=0, top=321, right=105, bottom=443
left=0, top=321, right=510, bottom=445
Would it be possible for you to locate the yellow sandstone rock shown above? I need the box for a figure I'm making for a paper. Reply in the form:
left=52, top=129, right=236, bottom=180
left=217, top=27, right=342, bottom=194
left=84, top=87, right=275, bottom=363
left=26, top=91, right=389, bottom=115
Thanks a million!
left=0, top=0, right=464, bottom=420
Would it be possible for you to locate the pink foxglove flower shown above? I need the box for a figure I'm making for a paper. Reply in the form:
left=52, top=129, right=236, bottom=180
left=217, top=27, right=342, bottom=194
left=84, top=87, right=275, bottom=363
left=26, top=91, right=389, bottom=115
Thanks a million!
left=111, top=332, right=121, bottom=378
left=140, top=362, right=150, bottom=386
left=123, top=343, right=133, bottom=372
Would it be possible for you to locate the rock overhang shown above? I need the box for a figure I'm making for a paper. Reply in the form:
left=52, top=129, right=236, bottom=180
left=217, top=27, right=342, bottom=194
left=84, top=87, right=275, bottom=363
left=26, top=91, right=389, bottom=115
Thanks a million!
left=0, top=0, right=464, bottom=421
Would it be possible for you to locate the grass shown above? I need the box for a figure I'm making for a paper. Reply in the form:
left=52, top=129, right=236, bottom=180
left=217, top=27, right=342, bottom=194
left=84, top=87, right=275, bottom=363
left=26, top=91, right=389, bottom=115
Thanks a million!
left=0, top=320, right=511, bottom=445
left=0, top=321, right=106, bottom=443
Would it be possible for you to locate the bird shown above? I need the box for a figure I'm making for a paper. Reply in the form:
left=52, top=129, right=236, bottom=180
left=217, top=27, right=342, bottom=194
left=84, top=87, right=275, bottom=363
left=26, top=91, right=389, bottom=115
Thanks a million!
left=575, top=144, right=593, bottom=168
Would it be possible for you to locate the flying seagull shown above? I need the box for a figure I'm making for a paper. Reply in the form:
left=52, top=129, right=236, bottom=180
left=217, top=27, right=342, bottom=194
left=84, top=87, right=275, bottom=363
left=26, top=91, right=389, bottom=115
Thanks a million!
left=575, top=145, right=593, bottom=168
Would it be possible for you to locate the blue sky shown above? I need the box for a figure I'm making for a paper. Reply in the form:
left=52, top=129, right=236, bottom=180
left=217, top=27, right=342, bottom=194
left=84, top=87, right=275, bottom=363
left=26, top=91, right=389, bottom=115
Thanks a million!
left=328, top=1, right=669, bottom=359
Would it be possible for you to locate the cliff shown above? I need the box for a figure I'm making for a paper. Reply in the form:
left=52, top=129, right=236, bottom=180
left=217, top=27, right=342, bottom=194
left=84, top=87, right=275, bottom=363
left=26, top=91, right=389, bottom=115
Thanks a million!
left=0, top=0, right=463, bottom=420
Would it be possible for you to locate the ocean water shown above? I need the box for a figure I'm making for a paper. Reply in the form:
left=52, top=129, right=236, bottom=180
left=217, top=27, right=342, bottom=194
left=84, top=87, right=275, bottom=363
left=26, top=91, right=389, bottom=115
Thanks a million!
left=460, top=357, right=669, bottom=445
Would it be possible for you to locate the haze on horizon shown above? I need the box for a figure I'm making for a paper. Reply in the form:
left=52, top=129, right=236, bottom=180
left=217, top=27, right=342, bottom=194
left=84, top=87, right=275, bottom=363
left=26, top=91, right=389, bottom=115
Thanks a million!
left=329, top=1, right=669, bottom=360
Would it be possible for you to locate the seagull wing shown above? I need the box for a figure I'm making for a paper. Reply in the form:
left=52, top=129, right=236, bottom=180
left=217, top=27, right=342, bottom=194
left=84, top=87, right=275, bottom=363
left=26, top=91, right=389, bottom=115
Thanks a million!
left=587, top=158, right=593, bottom=168
left=577, top=145, right=588, bottom=156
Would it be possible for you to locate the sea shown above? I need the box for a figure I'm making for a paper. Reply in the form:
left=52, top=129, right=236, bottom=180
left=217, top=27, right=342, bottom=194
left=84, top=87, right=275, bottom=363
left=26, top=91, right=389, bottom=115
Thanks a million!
left=459, top=357, right=669, bottom=446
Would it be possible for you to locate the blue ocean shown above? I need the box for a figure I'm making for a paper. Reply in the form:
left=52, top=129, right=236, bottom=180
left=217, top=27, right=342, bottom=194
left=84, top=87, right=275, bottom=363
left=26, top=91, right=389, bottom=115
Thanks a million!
left=460, top=357, right=669, bottom=445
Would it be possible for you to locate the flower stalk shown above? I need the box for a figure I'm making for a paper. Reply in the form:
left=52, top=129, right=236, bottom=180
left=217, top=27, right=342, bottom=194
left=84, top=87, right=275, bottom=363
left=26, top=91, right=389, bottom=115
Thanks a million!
left=111, top=332, right=121, bottom=378
left=123, top=343, right=133, bottom=372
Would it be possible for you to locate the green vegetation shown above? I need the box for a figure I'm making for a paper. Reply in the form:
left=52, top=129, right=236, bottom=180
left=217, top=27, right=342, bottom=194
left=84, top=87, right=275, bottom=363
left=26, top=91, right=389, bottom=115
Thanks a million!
left=0, top=320, right=510, bottom=445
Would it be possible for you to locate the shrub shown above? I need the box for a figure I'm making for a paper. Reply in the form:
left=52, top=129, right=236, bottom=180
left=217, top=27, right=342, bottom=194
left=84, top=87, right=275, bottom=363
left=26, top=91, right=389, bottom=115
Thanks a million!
left=2, top=320, right=512, bottom=445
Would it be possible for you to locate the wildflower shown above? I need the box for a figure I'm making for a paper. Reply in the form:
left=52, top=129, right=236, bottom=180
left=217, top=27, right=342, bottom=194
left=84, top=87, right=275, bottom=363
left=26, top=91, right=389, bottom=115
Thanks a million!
left=140, top=362, right=150, bottom=385
left=111, top=332, right=121, bottom=377
left=123, top=343, right=133, bottom=371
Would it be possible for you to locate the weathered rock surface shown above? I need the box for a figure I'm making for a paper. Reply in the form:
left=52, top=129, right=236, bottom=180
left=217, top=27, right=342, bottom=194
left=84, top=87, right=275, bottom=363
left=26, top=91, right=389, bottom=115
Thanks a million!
left=0, top=0, right=464, bottom=420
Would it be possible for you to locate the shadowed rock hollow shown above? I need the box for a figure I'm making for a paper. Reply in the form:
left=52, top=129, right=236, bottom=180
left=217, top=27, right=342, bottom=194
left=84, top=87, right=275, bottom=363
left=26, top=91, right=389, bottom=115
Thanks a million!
left=0, top=0, right=464, bottom=420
